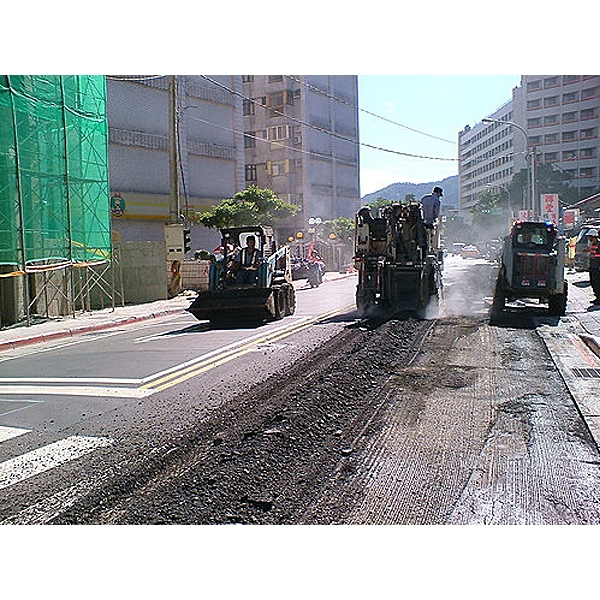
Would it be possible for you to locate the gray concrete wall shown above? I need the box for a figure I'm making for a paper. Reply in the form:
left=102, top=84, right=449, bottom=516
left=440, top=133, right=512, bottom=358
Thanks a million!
left=119, top=242, right=167, bottom=304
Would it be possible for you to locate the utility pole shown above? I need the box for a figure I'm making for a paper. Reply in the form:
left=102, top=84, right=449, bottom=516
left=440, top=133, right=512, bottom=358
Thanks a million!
left=169, top=75, right=180, bottom=224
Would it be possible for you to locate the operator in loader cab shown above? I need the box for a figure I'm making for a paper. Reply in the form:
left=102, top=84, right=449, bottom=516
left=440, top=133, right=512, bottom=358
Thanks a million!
left=232, top=235, right=261, bottom=284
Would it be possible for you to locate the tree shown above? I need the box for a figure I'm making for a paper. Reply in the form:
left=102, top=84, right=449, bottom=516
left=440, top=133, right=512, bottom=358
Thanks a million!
left=188, top=185, right=299, bottom=229
left=511, top=163, right=582, bottom=209
left=324, top=217, right=355, bottom=245
left=470, top=187, right=510, bottom=240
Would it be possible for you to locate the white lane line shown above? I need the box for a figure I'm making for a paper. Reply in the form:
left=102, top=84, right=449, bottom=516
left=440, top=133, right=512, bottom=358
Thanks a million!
left=0, top=329, right=129, bottom=363
left=0, top=377, right=142, bottom=385
left=0, top=435, right=113, bottom=491
left=0, top=385, right=153, bottom=399
left=0, top=425, right=30, bottom=443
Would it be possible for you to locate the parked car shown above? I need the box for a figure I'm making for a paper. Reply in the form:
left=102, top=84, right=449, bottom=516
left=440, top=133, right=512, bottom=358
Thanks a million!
left=461, top=244, right=481, bottom=259
left=451, top=242, right=466, bottom=256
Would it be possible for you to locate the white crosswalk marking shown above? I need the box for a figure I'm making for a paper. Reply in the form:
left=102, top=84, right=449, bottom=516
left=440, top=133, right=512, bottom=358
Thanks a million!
left=0, top=425, right=30, bottom=443
left=0, top=435, right=113, bottom=491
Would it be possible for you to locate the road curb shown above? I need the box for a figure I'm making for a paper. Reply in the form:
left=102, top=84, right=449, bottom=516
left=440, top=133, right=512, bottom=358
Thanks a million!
left=580, top=334, right=600, bottom=361
left=0, top=307, right=186, bottom=352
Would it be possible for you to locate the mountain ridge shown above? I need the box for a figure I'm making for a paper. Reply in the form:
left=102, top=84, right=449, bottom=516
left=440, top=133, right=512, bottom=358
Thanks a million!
left=361, top=174, right=458, bottom=209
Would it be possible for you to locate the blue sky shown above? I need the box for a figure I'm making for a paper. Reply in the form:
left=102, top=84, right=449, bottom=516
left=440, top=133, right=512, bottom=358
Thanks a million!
left=357, top=75, right=522, bottom=196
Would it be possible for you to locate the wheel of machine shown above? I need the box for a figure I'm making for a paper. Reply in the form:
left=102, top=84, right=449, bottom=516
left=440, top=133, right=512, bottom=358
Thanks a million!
left=548, top=281, right=567, bottom=316
left=284, top=284, right=296, bottom=315
left=356, top=289, right=375, bottom=316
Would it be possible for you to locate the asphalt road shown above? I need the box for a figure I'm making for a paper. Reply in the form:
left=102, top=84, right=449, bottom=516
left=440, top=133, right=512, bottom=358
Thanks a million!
left=0, top=275, right=358, bottom=522
left=2, top=258, right=600, bottom=528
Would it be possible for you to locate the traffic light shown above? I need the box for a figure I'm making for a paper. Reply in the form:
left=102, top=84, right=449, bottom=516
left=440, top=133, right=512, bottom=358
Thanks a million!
left=183, top=228, right=192, bottom=254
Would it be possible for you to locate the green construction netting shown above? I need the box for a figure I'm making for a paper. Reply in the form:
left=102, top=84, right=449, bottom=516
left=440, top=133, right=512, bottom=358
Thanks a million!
left=0, top=75, right=111, bottom=268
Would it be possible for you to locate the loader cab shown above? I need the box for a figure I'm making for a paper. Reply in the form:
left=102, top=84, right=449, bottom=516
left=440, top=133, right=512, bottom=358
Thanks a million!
left=511, top=221, right=557, bottom=253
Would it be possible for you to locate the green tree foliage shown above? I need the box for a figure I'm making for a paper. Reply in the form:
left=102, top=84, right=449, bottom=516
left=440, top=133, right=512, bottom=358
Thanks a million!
left=511, top=163, right=582, bottom=208
left=470, top=187, right=511, bottom=240
left=189, top=185, right=299, bottom=229
left=324, top=217, right=355, bottom=244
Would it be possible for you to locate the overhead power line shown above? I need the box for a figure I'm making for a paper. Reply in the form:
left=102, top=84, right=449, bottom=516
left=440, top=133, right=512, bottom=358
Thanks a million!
left=285, top=75, right=456, bottom=145
left=200, top=75, right=457, bottom=163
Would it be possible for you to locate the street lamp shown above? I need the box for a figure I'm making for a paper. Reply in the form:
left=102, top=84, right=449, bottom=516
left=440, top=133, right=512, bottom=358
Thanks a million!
left=482, top=117, right=537, bottom=219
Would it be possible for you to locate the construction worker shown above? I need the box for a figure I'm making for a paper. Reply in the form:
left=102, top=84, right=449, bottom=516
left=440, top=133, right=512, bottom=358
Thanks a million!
left=420, top=186, right=442, bottom=254
left=420, top=186, right=442, bottom=229
left=587, top=229, right=600, bottom=305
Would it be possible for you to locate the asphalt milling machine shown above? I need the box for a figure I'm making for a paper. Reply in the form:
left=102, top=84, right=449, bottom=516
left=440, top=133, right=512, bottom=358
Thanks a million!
left=187, top=226, right=296, bottom=326
left=354, top=202, right=443, bottom=317
left=491, top=220, right=567, bottom=317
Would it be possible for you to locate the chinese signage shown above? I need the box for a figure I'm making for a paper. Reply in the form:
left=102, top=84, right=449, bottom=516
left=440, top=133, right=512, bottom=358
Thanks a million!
left=541, top=194, right=559, bottom=224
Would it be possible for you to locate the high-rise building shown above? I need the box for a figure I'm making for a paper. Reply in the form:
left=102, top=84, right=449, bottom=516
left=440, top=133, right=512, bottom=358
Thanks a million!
left=106, top=75, right=244, bottom=250
left=459, top=75, right=600, bottom=218
left=515, top=75, right=600, bottom=201
left=458, top=96, right=521, bottom=216
left=241, top=75, right=360, bottom=237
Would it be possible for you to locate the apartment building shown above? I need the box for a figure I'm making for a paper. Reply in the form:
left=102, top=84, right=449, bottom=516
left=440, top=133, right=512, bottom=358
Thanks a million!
left=106, top=75, right=244, bottom=250
left=459, top=75, right=600, bottom=218
left=458, top=96, right=523, bottom=215
left=241, top=75, right=360, bottom=236
left=515, top=75, right=600, bottom=200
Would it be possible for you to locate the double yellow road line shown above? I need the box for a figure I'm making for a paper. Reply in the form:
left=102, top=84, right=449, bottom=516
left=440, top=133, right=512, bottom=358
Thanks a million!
left=140, top=305, right=352, bottom=393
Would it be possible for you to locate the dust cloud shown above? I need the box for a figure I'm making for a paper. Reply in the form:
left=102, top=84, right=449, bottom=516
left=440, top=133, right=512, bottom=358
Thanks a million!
left=436, top=256, right=498, bottom=318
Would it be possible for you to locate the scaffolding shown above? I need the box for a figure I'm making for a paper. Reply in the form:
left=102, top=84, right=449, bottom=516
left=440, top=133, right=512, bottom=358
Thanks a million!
left=0, top=75, right=121, bottom=326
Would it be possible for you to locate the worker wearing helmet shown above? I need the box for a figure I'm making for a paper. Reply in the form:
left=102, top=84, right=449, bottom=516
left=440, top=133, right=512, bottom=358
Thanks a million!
left=587, top=228, right=600, bottom=305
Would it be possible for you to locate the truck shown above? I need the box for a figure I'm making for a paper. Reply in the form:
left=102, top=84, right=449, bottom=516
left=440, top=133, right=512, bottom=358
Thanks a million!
left=354, top=202, right=443, bottom=317
left=491, top=220, right=567, bottom=317
left=187, top=226, right=296, bottom=325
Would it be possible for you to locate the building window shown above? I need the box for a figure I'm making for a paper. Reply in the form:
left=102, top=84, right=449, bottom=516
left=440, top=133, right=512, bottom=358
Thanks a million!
left=581, top=87, right=598, bottom=100
left=562, top=130, right=578, bottom=142
left=527, top=98, right=542, bottom=110
left=527, top=117, right=542, bottom=128
left=563, top=75, right=580, bottom=85
left=544, top=133, right=559, bottom=144
left=544, top=115, right=559, bottom=126
left=243, top=99, right=255, bottom=116
left=563, top=111, right=578, bottom=123
left=268, top=75, right=284, bottom=83
left=544, top=76, right=559, bottom=88
left=563, top=91, right=579, bottom=104
left=544, top=152, right=559, bottom=162
left=580, top=167, right=596, bottom=178
left=529, top=135, right=542, bottom=145
left=245, top=164, right=257, bottom=182
left=244, top=133, right=256, bottom=148
left=266, top=160, right=290, bottom=176
left=267, top=125, right=289, bottom=141
left=581, top=147, right=596, bottom=159
left=544, top=96, right=559, bottom=107
left=242, top=76, right=254, bottom=83
left=562, top=150, right=577, bottom=161
left=580, top=127, right=597, bottom=140
left=581, top=108, right=597, bottom=120
left=527, top=79, right=542, bottom=92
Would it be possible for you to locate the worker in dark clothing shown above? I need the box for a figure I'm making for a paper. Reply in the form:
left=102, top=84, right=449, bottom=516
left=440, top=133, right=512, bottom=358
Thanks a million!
left=587, top=229, right=600, bottom=305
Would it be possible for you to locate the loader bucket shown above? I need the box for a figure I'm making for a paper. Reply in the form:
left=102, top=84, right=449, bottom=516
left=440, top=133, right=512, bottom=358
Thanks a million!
left=187, top=287, right=277, bottom=325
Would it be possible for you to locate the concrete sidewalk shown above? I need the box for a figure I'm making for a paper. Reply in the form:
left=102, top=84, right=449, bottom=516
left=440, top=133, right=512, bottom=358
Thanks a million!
left=0, top=272, right=356, bottom=352
left=564, top=269, right=600, bottom=359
